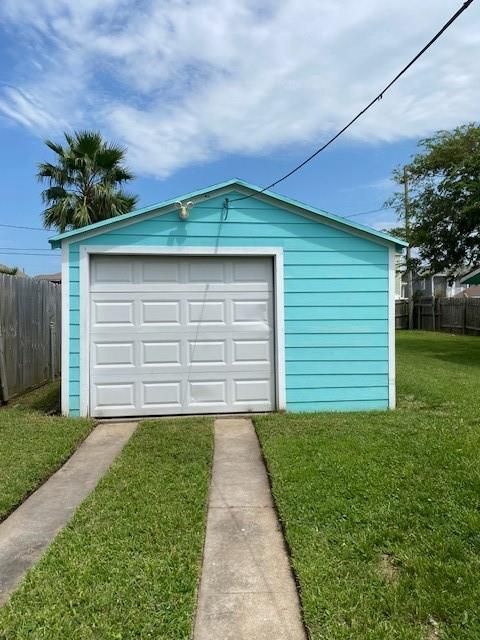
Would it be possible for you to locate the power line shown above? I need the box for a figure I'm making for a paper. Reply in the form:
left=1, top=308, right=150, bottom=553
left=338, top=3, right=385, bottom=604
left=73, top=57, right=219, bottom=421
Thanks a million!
left=229, top=0, right=475, bottom=203
left=0, top=247, right=58, bottom=252
left=344, top=206, right=396, bottom=218
left=0, top=222, right=50, bottom=231
left=0, top=252, right=59, bottom=257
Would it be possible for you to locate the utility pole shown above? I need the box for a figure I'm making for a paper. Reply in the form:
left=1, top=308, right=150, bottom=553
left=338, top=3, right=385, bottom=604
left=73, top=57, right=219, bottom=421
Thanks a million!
left=404, top=167, right=414, bottom=329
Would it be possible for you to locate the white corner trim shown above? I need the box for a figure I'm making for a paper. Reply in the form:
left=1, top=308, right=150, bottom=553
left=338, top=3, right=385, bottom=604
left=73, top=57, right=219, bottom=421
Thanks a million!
left=79, top=247, right=91, bottom=417
left=388, top=246, right=396, bottom=409
left=61, top=244, right=70, bottom=415
left=78, top=245, right=286, bottom=416
left=273, top=250, right=286, bottom=410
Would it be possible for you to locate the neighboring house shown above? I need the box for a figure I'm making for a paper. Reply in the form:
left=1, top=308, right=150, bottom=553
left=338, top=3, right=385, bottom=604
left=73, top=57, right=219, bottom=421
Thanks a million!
left=394, top=254, right=405, bottom=299
left=400, top=270, right=466, bottom=298
left=50, top=179, right=406, bottom=419
left=34, top=272, right=62, bottom=285
left=455, top=285, right=480, bottom=298
left=460, top=266, right=480, bottom=287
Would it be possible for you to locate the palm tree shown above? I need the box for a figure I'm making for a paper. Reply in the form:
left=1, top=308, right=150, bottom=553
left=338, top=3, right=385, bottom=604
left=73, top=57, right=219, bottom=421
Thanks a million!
left=38, top=130, right=139, bottom=232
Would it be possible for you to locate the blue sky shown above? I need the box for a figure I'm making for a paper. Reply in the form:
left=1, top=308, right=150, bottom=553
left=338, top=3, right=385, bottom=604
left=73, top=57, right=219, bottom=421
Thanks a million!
left=0, top=0, right=478, bottom=275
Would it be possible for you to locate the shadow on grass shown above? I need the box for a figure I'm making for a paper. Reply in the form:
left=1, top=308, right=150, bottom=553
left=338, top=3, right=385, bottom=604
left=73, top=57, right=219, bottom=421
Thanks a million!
left=10, top=380, right=61, bottom=415
left=398, top=331, right=480, bottom=369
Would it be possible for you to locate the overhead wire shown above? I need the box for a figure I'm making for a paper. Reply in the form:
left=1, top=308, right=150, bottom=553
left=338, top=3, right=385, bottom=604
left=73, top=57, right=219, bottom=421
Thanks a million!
left=0, top=251, right=59, bottom=257
left=0, top=222, right=50, bottom=231
left=227, top=0, right=475, bottom=204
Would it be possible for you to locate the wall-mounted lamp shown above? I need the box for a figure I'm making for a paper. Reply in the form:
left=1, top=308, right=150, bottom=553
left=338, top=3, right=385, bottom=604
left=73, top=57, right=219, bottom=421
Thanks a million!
left=176, top=200, right=194, bottom=221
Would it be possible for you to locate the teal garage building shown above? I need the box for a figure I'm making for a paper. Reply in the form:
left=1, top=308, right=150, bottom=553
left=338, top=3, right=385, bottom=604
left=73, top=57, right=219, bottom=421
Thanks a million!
left=50, top=179, right=407, bottom=418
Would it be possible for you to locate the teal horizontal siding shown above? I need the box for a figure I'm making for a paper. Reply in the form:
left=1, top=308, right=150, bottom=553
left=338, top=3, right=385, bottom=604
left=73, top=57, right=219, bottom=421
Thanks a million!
left=287, top=386, right=388, bottom=403
left=284, top=251, right=387, bottom=265
left=287, top=360, right=388, bottom=374
left=287, top=333, right=387, bottom=348
left=285, top=306, right=387, bottom=320
left=288, top=400, right=388, bottom=412
left=70, top=324, right=80, bottom=340
left=70, top=380, right=80, bottom=396
left=83, top=232, right=383, bottom=253
left=109, top=221, right=366, bottom=239
left=67, top=189, right=391, bottom=414
left=286, top=292, right=387, bottom=306
left=285, top=278, right=386, bottom=293
left=285, top=264, right=387, bottom=278
left=287, top=374, right=388, bottom=388
left=285, top=347, right=388, bottom=361
left=159, top=204, right=339, bottom=226
left=285, top=319, right=387, bottom=333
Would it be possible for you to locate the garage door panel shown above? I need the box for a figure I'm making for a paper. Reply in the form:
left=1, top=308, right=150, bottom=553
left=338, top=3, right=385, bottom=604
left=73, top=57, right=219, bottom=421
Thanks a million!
left=188, top=300, right=226, bottom=324
left=141, top=301, right=180, bottom=325
left=92, top=300, right=135, bottom=326
left=94, top=342, right=135, bottom=368
left=93, top=382, right=136, bottom=410
left=141, top=258, right=180, bottom=283
left=188, top=379, right=227, bottom=406
left=89, top=256, right=275, bottom=417
left=233, top=379, right=272, bottom=404
left=142, top=381, right=182, bottom=408
left=142, top=340, right=181, bottom=366
left=233, top=339, right=271, bottom=364
left=90, top=282, right=272, bottom=293
left=92, top=256, right=135, bottom=284
left=188, top=340, right=226, bottom=365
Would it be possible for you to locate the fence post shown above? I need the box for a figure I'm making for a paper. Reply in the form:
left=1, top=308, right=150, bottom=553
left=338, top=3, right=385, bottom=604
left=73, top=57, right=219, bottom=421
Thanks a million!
left=432, top=296, right=436, bottom=331
left=0, top=328, right=9, bottom=403
left=49, top=321, right=56, bottom=380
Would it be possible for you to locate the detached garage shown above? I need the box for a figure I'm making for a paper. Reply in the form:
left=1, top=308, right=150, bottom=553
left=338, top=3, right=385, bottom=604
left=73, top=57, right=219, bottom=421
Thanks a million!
left=50, top=179, right=407, bottom=418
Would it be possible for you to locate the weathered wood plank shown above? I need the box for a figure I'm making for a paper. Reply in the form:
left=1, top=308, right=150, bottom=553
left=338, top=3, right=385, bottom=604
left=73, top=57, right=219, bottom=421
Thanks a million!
left=0, top=274, right=61, bottom=397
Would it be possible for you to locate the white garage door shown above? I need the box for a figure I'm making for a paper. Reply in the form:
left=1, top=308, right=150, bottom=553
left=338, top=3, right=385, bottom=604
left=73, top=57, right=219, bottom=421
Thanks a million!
left=89, top=255, right=275, bottom=417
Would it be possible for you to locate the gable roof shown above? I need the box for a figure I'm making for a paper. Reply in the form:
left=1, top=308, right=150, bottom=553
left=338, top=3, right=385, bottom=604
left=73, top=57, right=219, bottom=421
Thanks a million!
left=49, top=178, right=408, bottom=249
left=460, top=266, right=480, bottom=285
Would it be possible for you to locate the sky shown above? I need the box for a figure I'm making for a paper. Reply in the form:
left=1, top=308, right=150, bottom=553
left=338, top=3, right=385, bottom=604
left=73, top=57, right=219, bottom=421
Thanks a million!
left=0, top=0, right=478, bottom=275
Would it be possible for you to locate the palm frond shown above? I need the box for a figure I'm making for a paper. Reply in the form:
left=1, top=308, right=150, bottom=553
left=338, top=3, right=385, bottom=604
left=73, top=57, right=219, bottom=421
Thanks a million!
left=38, top=129, right=138, bottom=232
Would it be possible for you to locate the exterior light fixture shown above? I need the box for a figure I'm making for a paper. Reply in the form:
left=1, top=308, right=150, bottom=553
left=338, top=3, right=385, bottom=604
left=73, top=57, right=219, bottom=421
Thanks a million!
left=176, top=201, right=194, bottom=220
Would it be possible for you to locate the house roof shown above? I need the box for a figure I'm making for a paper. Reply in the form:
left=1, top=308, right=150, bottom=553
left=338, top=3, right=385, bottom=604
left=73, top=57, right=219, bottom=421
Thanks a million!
left=34, top=272, right=62, bottom=283
left=49, top=178, right=408, bottom=250
left=460, top=266, right=480, bottom=285
left=456, top=284, right=480, bottom=298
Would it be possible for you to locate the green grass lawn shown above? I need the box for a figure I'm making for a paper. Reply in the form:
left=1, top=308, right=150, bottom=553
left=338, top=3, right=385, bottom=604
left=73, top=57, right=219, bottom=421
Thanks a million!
left=0, top=418, right=213, bottom=640
left=255, top=332, right=480, bottom=640
left=0, top=382, right=93, bottom=522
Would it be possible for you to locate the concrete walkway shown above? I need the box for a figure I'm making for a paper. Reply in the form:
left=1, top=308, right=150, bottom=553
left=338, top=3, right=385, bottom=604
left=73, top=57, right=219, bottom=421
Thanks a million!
left=0, top=421, right=137, bottom=605
left=194, top=418, right=306, bottom=640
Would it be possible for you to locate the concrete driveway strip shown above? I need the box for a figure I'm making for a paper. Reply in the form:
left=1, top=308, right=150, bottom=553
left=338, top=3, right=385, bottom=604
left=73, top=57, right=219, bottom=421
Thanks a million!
left=0, top=421, right=137, bottom=606
left=194, top=418, right=307, bottom=640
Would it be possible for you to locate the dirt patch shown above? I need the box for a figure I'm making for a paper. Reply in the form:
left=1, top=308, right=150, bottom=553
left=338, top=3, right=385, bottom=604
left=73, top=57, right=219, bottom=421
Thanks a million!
left=378, top=552, right=400, bottom=583
left=426, top=616, right=441, bottom=639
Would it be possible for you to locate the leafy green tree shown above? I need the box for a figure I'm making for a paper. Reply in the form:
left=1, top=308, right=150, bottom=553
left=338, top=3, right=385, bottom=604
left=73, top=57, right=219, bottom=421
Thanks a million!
left=387, top=124, right=480, bottom=276
left=38, top=130, right=138, bottom=232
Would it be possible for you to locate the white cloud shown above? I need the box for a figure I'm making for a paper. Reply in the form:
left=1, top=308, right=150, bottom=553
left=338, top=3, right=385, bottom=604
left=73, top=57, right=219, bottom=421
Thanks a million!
left=0, top=0, right=479, bottom=177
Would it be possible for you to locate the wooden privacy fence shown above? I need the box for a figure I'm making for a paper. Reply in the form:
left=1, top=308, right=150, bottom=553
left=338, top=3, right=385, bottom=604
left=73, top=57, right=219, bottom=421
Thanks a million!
left=0, top=274, right=61, bottom=402
left=395, top=299, right=409, bottom=329
left=395, top=296, right=480, bottom=334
